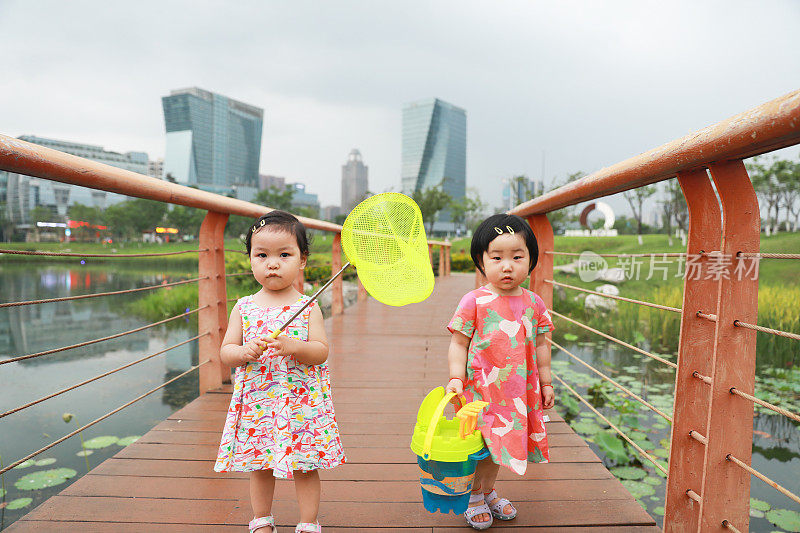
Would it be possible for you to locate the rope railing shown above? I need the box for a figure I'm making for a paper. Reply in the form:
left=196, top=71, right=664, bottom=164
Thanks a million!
left=549, top=309, right=678, bottom=369
left=548, top=338, right=673, bottom=423
left=689, top=430, right=708, bottom=445
left=0, top=334, right=206, bottom=420
left=545, top=279, right=683, bottom=314
left=738, top=252, right=800, bottom=259
left=696, top=311, right=717, bottom=322
left=0, top=248, right=207, bottom=258
left=726, top=453, right=800, bottom=505
left=692, top=371, right=712, bottom=385
left=225, top=272, right=251, bottom=278
left=546, top=251, right=686, bottom=258
left=224, top=248, right=246, bottom=254
left=0, top=305, right=208, bottom=365
left=0, top=360, right=207, bottom=476
left=729, top=387, right=800, bottom=423
left=686, top=489, right=702, bottom=503
left=734, top=319, right=800, bottom=341
left=0, top=276, right=206, bottom=309
left=552, top=372, right=668, bottom=476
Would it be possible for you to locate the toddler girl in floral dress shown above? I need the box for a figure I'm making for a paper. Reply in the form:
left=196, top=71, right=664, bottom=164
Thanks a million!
left=215, top=211, right=346, bottom=533
left=445, top=213, right=555, bottom=530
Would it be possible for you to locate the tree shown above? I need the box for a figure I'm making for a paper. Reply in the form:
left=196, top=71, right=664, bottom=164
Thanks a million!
left=659, top=179, right=687, bottom=236
left=104, top=198, right=167, bottom=240
left=166, top=205, right=206, bottom=237
left=749, top=156, right=782, bottom=234
left=449, top=188, right=487, bottom=232
left=0, top=202, right=13, bottom=242
left=546, top=172, right=582, bottom=233
left=623, top=185, right=657, bottom=236
left=29, top=205, right=56, bottom=224
left=254, top=185, right=294, bottom=211
left=775, top=159, right=800, bottom=231
left=412, top=182, right=451, bottom=234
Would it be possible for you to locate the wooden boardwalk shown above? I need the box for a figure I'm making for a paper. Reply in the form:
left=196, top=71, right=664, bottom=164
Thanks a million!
left=8, top=273, right=658, bottom=532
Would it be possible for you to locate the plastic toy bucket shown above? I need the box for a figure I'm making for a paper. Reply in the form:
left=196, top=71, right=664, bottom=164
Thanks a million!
left=410, top=388, right=489, bottom=514
left=417, top=448, right=490, bottom=514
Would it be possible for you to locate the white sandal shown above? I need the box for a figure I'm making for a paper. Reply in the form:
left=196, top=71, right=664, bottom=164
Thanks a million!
left=484, top=488, right=517, bottom=520
left=249, top=515, right=276, bottom=533
left=295, top=522, right=321, bottom=533
left=464, top=492, right=493, bottom=530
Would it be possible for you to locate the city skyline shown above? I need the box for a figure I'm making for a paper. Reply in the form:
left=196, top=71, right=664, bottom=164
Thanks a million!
left=2, top=1, right=799, bottom=216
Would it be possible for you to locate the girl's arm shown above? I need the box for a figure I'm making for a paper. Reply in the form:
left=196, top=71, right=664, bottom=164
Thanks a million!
left=535, top=332, right=555, bottom=409
left=220, top=305, right=264, bottom=367
left=263, top=304, right=329, bottom=365
left=445, top=331, right=470, bottom=394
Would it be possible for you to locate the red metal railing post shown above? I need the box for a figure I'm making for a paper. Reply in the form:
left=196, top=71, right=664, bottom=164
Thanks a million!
left=428, top=244, right=434, bottom=269
left=664, top=170, right=721, bottom=531
left=332, top=233, right=343, bottom=315
left=528, top=215, right=554, bottom=310
left=198, top=211, right=229, bottom=392
left=438, top=244, right=445, bottom=277
left=698, top=161, right=760, bottom=531
left=445, top=245, right=451, bottom=276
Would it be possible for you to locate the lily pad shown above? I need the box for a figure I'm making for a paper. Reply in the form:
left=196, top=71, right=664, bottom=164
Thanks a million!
left=644, top=476, right=662, bottom=486
left=765, top=509, right=800, bottom=532
left=621, top=479, right=656, bottom=499
left=13, top=459, right=35, bottom=469
left=595, top=431, right=629, bottom=463
left=610, top=466, right=647, bottom=480
left=83, top=436, right=119, bottom=449
left=652, top=506, right=665, bottom=516
left=34, top=458, right=57, bottom=466
left=6, top=497, right=33, bottom=510
left=751, top=498, right=770, bottom=512
left=76, top=450, right=94, bottom=457
left=563, top=333, right=579, bottom=341
left=116, top=435, right=141, bottom=446
left=750, top=509, right=765, bottom=518
left=572, top=420, right=603, bottom=436
left=14, top=467, right=77, bottom=490
left=0, top=488, right=5, bottom=497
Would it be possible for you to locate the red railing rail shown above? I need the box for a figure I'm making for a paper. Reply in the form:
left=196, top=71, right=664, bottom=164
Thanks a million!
left=511, top=89, right=800, bottom=533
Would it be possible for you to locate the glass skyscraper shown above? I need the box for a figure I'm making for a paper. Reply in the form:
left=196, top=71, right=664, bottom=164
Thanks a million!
left=162, top=88, right=263, bottom=194
left=401, top=98, right=466, bottom=226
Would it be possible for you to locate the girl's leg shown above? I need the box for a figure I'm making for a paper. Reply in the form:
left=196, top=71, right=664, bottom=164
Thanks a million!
left=294, top=469, right=321, bottom=526
left=468, top=456, right=500, bottom=523
left=250, top=469, right=276, bottom=529
left=479, top=460, right=514, bottom=517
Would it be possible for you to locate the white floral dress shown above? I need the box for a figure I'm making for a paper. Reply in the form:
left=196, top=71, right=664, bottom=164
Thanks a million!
left=214, top=294, right=346, bottom=479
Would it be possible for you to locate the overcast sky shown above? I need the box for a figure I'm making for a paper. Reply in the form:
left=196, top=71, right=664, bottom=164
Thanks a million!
left=1, top=0, right=799, bottom=218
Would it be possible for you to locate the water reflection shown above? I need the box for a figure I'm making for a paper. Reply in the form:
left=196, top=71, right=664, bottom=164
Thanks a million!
left=0, top=264, right=201, bottom=530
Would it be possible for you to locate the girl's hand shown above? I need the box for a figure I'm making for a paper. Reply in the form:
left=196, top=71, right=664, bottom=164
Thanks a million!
left=239, top=339, right=266, bottom=366
left=445, top=377, right=464, bottom=395
left=541, top=384, right=555, bottom=409
left=262, top=335, right=296, bottom=358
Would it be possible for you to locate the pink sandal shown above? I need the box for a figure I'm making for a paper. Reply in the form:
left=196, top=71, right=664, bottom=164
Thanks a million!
left=295, top=522, right=321, bottom=533
left=249, top=516, right=276, bottom=533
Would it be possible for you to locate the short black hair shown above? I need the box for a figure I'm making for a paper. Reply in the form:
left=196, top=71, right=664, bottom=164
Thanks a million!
left=470, top=214, right=539, bottom=276
left=245, top=210, right=310, bottom=257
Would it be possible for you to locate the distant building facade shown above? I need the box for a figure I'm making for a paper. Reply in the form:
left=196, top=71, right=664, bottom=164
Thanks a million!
left=341, top=149, right=368, bottom=212
left=322, top=205, right=342, bottom=222
left=162, top=87, right=263, bottom=195
left=149, top=158, right=164, bottom=180
left=288, top=183, right=320, bottom=215
left=401, top=98, right=466, bottom=230
left=501, top=176, right=543, bottom=211
left=259, top=174, right=286, bottom=191
left=5, top=136, right=149, bottom=226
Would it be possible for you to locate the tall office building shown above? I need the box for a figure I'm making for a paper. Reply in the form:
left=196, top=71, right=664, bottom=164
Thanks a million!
left=341, top=148, right=368, bottom=212
left=162, top=87, right=263, bottom=195
left=401, top=98, right=466, bottom=229
left=502, top=176, right=543, bottom=211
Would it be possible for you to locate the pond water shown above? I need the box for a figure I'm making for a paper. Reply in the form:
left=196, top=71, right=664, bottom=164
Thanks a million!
left=0, top=263, right=201, bottom=530
left=551, top=339, right=800, bottom=532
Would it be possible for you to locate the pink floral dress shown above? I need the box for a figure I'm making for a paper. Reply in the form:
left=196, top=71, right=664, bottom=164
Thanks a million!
left=447, top=286, right=554, bottom=475
left=214, top=294, right=346, bottom=479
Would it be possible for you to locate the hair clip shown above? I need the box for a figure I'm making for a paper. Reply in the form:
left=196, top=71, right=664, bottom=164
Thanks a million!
left=506, top=226, right=514, bottom=234
left=494, top=227, right=503, bottom=234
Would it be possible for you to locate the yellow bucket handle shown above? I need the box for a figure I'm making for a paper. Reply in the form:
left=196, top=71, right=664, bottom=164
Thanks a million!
left=422, top=392, right=465, bottom=460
